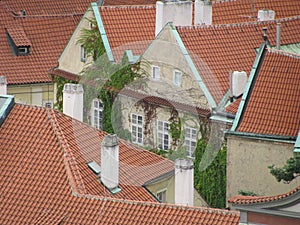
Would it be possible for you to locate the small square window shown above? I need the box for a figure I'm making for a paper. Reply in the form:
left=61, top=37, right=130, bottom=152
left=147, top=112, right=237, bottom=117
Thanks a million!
left=152, top=66, right=160, bottom=80
left=156, top=189, right=167, bottom=203
left=173, top=70, right=182, bottom=86
left=81, top=45, right=86, bottom=62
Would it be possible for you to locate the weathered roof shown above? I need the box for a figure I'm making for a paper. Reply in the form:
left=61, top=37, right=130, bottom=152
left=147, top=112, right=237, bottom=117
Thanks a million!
left=97, top=5, right=156, bottom=62
left=237, top=49, right=300, bottom=137
left=0, top=3, right=83, bottom=84
left=176, top=16, right=300, bottom=105
left=0, top=103, right=240, bottom=224
left=229, top=185, right=300, bottom=205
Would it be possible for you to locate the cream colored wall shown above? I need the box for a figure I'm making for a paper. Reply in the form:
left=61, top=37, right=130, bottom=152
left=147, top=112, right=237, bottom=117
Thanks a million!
left=141, top=26, right=209, bottom=109
left=8, top=83, right=54, bottom=106
left=146, top=176, right=175, bottom=204
left=227, top=135, right=300, bottom=202
left=58, top=9, right=94, bottom=75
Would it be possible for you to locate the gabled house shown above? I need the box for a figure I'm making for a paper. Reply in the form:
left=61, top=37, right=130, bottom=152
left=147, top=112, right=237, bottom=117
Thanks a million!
left=226, top=45, right=300, bottom=201
left=0, top=94, right=240, bottom=224
left=228, top=185, right=300, bottom=225
left=0, top=0, right=96, bottom=107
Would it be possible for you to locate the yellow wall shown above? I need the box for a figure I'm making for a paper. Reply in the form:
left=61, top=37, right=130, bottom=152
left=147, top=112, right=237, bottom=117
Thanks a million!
left=8, top=83, right=54, bottom=107
left=146, top=176, right=175, bottom=204
left=227, top=135, right=300, bottom=202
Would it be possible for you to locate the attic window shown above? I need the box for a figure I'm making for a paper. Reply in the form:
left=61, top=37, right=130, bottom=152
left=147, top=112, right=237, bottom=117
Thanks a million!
left=87, top=161, right=101, bottom=175
left=6, top=26, right=31, bottom=56
left=18, top=47, right=29, bottom=55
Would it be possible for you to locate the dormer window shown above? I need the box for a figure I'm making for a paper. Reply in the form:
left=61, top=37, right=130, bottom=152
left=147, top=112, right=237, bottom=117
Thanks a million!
left=6, top=26, right=31, bottom=56
left=18, top=47, right=29, bottom=56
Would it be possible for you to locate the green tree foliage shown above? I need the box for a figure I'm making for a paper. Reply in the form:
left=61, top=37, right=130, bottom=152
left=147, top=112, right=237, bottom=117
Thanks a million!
left=269, top=156, right=300, bottom=184
left=53, top=76, right=76, bottom=111
left=194, top=139, right=227, bottom=208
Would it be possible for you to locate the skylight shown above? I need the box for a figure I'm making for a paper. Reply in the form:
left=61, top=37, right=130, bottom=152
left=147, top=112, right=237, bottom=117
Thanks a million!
left=87, top=161, right=101, bottom=175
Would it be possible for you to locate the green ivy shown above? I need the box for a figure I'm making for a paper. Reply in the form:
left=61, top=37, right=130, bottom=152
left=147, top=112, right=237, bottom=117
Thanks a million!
left=194, top=139, right=227, bottom=208
left=53, top=76, right=76, bottom=112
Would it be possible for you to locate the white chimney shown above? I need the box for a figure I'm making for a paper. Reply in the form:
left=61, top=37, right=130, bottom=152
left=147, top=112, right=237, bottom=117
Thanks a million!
left=175, top=158, right=194, bottom=206
left=230, top=71, right=247, bottom=98
left=0, top=76, right=7, bottom=95
left=257, top=9, right=275, bottom=21
left=155, top=0, right=192, bottom=36
left=194, top=0, right=212, bottom=25
left=276, top=23, right=281, bottom=50
left=101, top=134, right=119, bottom=191
left=63, top=83, right=84, bottom=122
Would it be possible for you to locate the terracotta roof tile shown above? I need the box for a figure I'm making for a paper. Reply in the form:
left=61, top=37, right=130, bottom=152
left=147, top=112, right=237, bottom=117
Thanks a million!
left=237, top=49, right=300, bottom=137
left=0, top=103, right=240, bottom=224
left=229, top=185, right=300, bottom=205
left=177, top=17, right=300, bottom=105
left=225, top=98, right=242, bottom=114
left=50, top=68, right=80, bottom=82
left=99, top=5, right=156, bottom=62
left=212, top=0, right=300, bottom=24
left=0, top=3, right=83, bottom=84
left=104, top=0, right=156, bottom=6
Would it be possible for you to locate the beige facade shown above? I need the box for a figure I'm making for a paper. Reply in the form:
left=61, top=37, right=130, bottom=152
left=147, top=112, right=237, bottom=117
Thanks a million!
left=58, top=9, right=94, bottom=75
left=8, top=83, right=55, bottom=107
left=226, top=135, right=300, bottom=202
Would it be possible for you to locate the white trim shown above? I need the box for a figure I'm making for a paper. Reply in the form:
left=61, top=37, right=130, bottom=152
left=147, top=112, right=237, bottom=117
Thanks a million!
left=157, top=120, right=170, bottom=150
left=131, top=113, right=143, bottom=145
left=156, top=188, right=167, bottom=203
left=173, top=70, right=182, bottom=87
left=91, top=98, right=103, bottom=129
left=184, top=126, right=197, bottom=158
left=151, top=65, right=160, bottom=80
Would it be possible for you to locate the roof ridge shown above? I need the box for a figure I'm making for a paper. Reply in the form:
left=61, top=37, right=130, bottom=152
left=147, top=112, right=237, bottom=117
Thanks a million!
left=229, top=186, right=300, bottom=204
left=177, top=15, right=300, bottom=30
left=100, top=4, right=156, bottom=10
left=46, top=108, right=86, bottom=195
left=267, top=47, right=300, bottom=59
left=76, top=192, right=240, bottom=216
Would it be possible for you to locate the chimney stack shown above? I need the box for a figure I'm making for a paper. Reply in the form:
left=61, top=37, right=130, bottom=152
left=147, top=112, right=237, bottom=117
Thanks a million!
left=175, top=158, right=194, bottom=206
left=101, top=134, right=120, bottom=192
left=276, top=23, right=281, bottom=50
left=230, top=71, right=247, bottom=99
left=257, top=9, right=275, bottom=21
left=194, top=0, right=212, bottom=25
left=0, top=76, right=7, bottom=95
left=63, top=83, right=84, bottom=122
left=155, top=0, right=192, bottom=36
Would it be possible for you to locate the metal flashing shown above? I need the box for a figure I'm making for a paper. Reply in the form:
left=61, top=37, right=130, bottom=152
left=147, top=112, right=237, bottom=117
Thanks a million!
left=125, top=50, right=139, bottom=64
left=210, top=114, right=234, bottom=124
left=171, top=25, right=217, bottom=108
left=294, top=130, right=300, bottom=153
left=92, top=2, right=115, bottom=62
left=0, top=95, right=14, bottom=127
left=87, top=161, right=101, bottom=175
left=230, top=42, right=267, bottom=132
left=143, top=170, right=174, bottom=186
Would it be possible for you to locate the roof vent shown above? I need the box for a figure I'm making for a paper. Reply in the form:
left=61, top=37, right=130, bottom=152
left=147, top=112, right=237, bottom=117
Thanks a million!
left=20, top=10, right=26, bottom=16
left=230, top=71, right=247, bottom=99
left=101, top=134, right=121, bottom=194
left=257, top=9, right=275, bottom=21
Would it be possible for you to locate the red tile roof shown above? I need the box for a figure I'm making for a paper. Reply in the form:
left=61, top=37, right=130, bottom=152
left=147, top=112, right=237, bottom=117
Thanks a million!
left=177, top=16, right=300, bottom=105
left=212, top=0, right=300, bottom=24
left=99, top=5, right=156, bottom=62
left=225, top=98, right=242, bottom=115
left=0, top=103, right=240, bottom=224
left=0, top=4, right=83, bottom=84
left=120, top=88, right=211, bottom=117
left=237, top=49, right=300, bottom=137
left=104, top=0, right=157, bottom=5
left=229, top=185, right=300, bottom=205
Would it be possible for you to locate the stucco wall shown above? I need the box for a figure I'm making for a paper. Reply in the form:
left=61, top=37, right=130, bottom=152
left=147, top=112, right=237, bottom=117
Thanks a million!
left=58, top=9, right=94, bottom=75
left=146, top=176, right=175, bottom=204
left=8, top=83, right=54, bottom=106
left=227, top=135, right=300, bottom=201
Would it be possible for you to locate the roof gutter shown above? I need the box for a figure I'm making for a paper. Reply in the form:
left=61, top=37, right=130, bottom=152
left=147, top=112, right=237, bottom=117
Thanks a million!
left=226, top=130, right=296, bottom=144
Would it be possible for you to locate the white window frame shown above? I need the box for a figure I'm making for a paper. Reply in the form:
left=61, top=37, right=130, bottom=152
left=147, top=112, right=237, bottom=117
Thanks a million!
left=80, top=45, right=86, bottom=62
left=184, top=127, right=197, bottom=158
left=91, top=98, right=103, bottom=129
left=151, top=66, right=160, bottom=80
left=157, top=120, right=170, bottom=151
left=131, top=113, right=143, bottom=145
left=173, top=70, right=182, bottom=87
left=156, top=188, right=167, bottom=203
left=18, top=47, right=29, bottom=55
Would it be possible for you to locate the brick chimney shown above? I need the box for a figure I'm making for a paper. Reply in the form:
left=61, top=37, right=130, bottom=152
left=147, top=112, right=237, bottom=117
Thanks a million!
left=0, top=76, right=7, bottom=95
left=194, top=0, right=212, bottom=25
left=101, top=134, right=120, bottom=193
left=175, top=158, right=194, bottom=206
left=155, top=0, right=192, bottom=36
left=63, top=83, right=84, bottom=122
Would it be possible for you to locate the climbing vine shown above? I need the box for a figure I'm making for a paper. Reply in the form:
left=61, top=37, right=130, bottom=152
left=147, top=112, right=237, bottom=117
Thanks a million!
left=194, top=139, right=227, bottom=208
left=53, top=76, right=76, bottom=111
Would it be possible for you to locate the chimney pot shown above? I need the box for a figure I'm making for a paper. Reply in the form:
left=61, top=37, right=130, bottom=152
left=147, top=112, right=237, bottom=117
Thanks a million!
left=194, top=0, right=212, bottom=25
left=63, top=83, right=84, bottom=122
